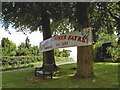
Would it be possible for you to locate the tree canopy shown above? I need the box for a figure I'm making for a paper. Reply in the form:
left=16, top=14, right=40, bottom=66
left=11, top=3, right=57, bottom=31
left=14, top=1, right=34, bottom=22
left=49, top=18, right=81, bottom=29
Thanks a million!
left=1, top=2, right=119, bottom=39
left=1, top=2, right=72, bottom=33
left=1, top=38, right=16, bottom=56
left=90, top=2, right=120, bottom=42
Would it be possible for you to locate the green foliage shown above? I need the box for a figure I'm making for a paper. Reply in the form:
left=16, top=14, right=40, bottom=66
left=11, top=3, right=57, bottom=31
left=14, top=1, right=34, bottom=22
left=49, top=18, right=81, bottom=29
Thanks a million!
left=1, top=2, right=120, bottom=41
left=107, top=45, right=120, bottom=62
left=0, top=37, right=44, bottom=69
left=93, top=29, right=117, bottom=54
left=16, top=37, right=31, bottom=56
left=16, top=43, right=42, bottom=56
left=1, top=56, right=73, bottom=70
left=1, top=2, right=72, bottom=32
left=16, top=43, right=31, bottom=56
left=90, top=2, right=120, bottom=41
left=30, top=46, right=42, bottom=56
left=0, top=44, right=2, bottom=56
left=1, top=2, right=119, bottom=65
left=54, top=49, right=61, bottom=57
left=0, top=37, right=41, bottom=56
left=1, top=38, right=16, bottom=56
left=55, top=57, right=73, bottom=64
left=93, top=29, right=120, bottom=62
left=62, top=49, right=72, bottom=57
left=51, top=19, right=73, bottom=36
left=54, top=49, right=71, bottom=57
left=1, top=56, right=43, bottom=69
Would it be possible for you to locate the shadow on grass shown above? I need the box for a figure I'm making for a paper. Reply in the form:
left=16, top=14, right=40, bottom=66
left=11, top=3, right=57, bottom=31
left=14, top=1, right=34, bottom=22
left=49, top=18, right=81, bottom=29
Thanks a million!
left=2, top=62, right=119, bottom=88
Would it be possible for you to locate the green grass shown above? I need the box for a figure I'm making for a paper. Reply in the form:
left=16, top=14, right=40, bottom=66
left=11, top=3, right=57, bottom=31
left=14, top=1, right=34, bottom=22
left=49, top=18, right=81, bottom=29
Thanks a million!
left=2, top=62, right=119, bottom=88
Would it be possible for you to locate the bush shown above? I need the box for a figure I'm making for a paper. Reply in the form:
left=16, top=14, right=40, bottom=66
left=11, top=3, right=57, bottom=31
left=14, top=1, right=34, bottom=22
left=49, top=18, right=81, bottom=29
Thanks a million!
left=55, top=57, right=73, bottom=63
left=1, top=56, right=74, bottom=70
left=1, top=56, right=43, bottom=69
left=93, top=30, right=118, bottom=62
left=107, top=45, right=120, bottom=62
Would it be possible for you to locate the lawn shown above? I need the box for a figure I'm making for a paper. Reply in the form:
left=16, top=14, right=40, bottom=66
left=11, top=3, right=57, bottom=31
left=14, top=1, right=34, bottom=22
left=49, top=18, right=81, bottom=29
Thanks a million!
left=2, top=62, right=119, bottom=88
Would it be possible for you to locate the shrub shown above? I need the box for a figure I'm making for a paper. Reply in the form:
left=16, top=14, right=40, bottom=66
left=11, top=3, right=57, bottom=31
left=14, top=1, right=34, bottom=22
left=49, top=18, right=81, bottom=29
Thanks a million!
left=1, top=56, right=74, bottom=70
left=107, top=45, right=120, bottom=62
left=2, top=56, right=43, bottom=69
left=55, top=57, right=73, bottom=63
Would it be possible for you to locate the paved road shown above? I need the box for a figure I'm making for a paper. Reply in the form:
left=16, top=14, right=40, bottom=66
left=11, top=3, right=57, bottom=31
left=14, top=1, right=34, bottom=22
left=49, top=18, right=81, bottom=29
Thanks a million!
left=1, top=62, right=76, bottom=73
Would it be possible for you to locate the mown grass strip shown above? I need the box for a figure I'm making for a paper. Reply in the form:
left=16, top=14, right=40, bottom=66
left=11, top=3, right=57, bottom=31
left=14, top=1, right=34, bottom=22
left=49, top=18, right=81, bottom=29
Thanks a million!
left=2, top=62, right=118, bottom=88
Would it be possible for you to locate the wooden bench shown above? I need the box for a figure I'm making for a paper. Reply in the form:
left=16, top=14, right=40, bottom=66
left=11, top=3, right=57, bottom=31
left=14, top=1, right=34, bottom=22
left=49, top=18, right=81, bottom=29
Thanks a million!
left=35, top=64, right=54, bottom=79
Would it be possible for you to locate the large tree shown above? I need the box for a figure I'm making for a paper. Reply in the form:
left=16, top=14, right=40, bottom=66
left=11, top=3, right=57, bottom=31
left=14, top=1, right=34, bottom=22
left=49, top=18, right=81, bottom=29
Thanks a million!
left=1, top=2, right=72, bottom=68
left=72, top=2, right=119, bottom=78
left=74, top=2, right=94, bottom=78
left=51, top=2, right=94, bottom=78
left=1, top=2, right=55, bottom=67
left=51, top=2, right=119, bottom=78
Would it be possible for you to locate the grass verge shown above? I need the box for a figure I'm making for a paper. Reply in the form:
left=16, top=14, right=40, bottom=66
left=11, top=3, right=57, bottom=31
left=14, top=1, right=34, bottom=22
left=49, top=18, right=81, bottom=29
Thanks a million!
left=2, top=62, right=119, bottom=88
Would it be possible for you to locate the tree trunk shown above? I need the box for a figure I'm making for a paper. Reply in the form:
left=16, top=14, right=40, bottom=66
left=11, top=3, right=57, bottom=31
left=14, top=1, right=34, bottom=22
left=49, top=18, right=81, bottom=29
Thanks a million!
left=41, top=10, right=57, bottom=67
left=75, top=45, right=94, bottom=78
left=74, top=2, right=94, bottom=78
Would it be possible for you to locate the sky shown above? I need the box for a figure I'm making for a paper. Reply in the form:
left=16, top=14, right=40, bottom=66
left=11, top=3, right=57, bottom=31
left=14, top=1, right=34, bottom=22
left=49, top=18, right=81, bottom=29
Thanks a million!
left=0, top=26, right=77, bottom=61
left=0, top=28, right=43, bottom=46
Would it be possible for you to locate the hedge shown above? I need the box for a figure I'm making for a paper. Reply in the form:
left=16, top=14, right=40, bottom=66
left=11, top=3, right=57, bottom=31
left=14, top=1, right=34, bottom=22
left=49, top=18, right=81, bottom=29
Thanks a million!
left=1, top=56, right=43, bottom=70
left=1, top=56, right=74, bottom=70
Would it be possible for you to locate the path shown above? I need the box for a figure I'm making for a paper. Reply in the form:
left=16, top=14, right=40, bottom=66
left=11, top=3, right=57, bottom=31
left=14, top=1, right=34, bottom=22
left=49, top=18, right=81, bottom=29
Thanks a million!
left=1, top=62, right=76, bottom=73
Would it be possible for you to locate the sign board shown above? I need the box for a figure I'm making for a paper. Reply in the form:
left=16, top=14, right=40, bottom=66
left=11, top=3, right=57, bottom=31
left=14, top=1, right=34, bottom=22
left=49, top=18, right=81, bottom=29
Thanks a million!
left=40, top=27, right=92, bottom=52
